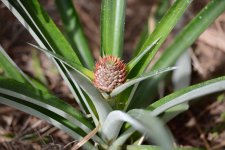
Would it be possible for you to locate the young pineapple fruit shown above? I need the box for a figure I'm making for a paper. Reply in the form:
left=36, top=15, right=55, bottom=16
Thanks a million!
left=93, top=56, right=126, bottom=93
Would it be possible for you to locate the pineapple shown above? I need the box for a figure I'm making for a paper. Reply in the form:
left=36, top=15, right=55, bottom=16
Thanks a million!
left=93, top=56, right=126, bottom=93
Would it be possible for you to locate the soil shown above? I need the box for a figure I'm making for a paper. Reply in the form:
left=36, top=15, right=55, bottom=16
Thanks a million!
left=0, top=0, right=225, bottom=149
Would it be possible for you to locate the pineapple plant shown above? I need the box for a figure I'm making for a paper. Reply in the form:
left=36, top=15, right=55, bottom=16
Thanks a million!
left=0, top=0, right=225, bottom=149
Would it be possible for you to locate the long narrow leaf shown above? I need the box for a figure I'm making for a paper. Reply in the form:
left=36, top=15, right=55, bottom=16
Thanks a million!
left=1, top=0, right=92, bottom=116
left=71, top=70, right=113, bottom=126
left=20, top=0, right=96, bottom=116
left=28, top=43, right=94, bottom=80
left=0, top=96, right=96, bottom=150
left=0, top=78, right=93, bottom=132
left=111, top=104, right=189, bottom=147
left=132, top=0, right=225, bottom=107
left=128, top=109, right=174, bottom=149
left=159, top=103, right=189, bottom=123
left=148, top=76, right=225, bottom=116
left=109, top=128, right=135, bottom=149
left=100, top=0, right=126, bottom=57
left=102, top=110, right=174, bottom=150
left=0, top=44, right=50, bottom=92
left=110, top=67, right=176, bottom=97
left=153, top=0, right=225, bottom=72
left=0, top=45, right=30, bottom=84
left=0, top=81, right=91, bottom=130
left=55, top=0, right=94, bottom=69
left=0, top=78, right=105, bottom=144
left=17, top=0, right=82, bottom=64
left=129, top=0, right=192, bottom=78
left=64, top=67, right=99, bottom=126
left=30, top=41, right=113, bottom=125
left=126, top=38, right=159, bottom=73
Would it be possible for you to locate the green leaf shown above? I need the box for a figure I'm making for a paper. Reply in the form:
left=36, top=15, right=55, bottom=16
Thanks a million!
left=159, top=103, right=189, bottom=123
left=0, top=44, right=48, bottom=91
left=132, top=0, right=225, bottom=107
left=69, top=76, right=99, bottom=126
left=110, top=67, right=176, bottom=98
left=0, top=78, right=94, bottom=131
left=111, top=103, right=189, bottom=147
left=154, top=0, right=225, bottom=74
left=100, top=0, right=126, bottom=57
left=71, top=70, right=113, bottom=126
left=103, top=109, right=174, bottom=150
left=0, top=77, right=106, bottom=145
left=1, top=0, right=79, bottom=63
left=1, top=0, right=96, bottom=115
left=0, top=96, right=96, bottom=149
left=127, top=38, right=160, bottom=73
left=0, top=45, right=30, bottom=84
left=55, top=0, right=94, bottom=69
left=148, top=76, right=225, bottom=116
left=28, top=43, right=94, bottom=80
left=30, top=44, right=108, bottom=125
left=129, top=0, right=192, bottom=78
left=30, top=43, right=111, bottom=125
left=133, top=1, right=168, bottom=57
left=110, top=128, right=135, bottom=148
left=128, top=109, right=174, bottom=150
left=17, top=0, right=82, bottom=65
left=1, top=42, right=51, bottom=94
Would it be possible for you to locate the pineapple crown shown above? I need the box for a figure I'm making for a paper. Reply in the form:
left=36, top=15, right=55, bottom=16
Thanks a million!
left=93, top=55, right=126, bottom=93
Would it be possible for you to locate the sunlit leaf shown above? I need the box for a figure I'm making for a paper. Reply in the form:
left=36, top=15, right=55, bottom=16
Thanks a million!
left=1, top=0, right=92, bottom=114
left=148, top=76, right=225, bottom=116
left=0, top=96, right=96, bottom=149
left=127, top=38, right=160, bottom=73
left=28, top=43, right=94, bottom=80
left=55, top=0, right=94, bottom=69
left=110, top=67, right=176, bottom=97
left=0, top=78, right=93, bottom=132
left=132, top=0, right=225, bottom=108
left=71, top=70, right=113, bottom=125
left=0, top=45, right=33, bottom=85
left=100, top=0, right=126, bottom=57
left=102, top=109, right=174, bottom=150
left=129, top=0, right=192, bottom=77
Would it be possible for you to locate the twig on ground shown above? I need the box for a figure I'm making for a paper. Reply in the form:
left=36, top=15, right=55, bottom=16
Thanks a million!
left=71, top=124, right=101, bottom=150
